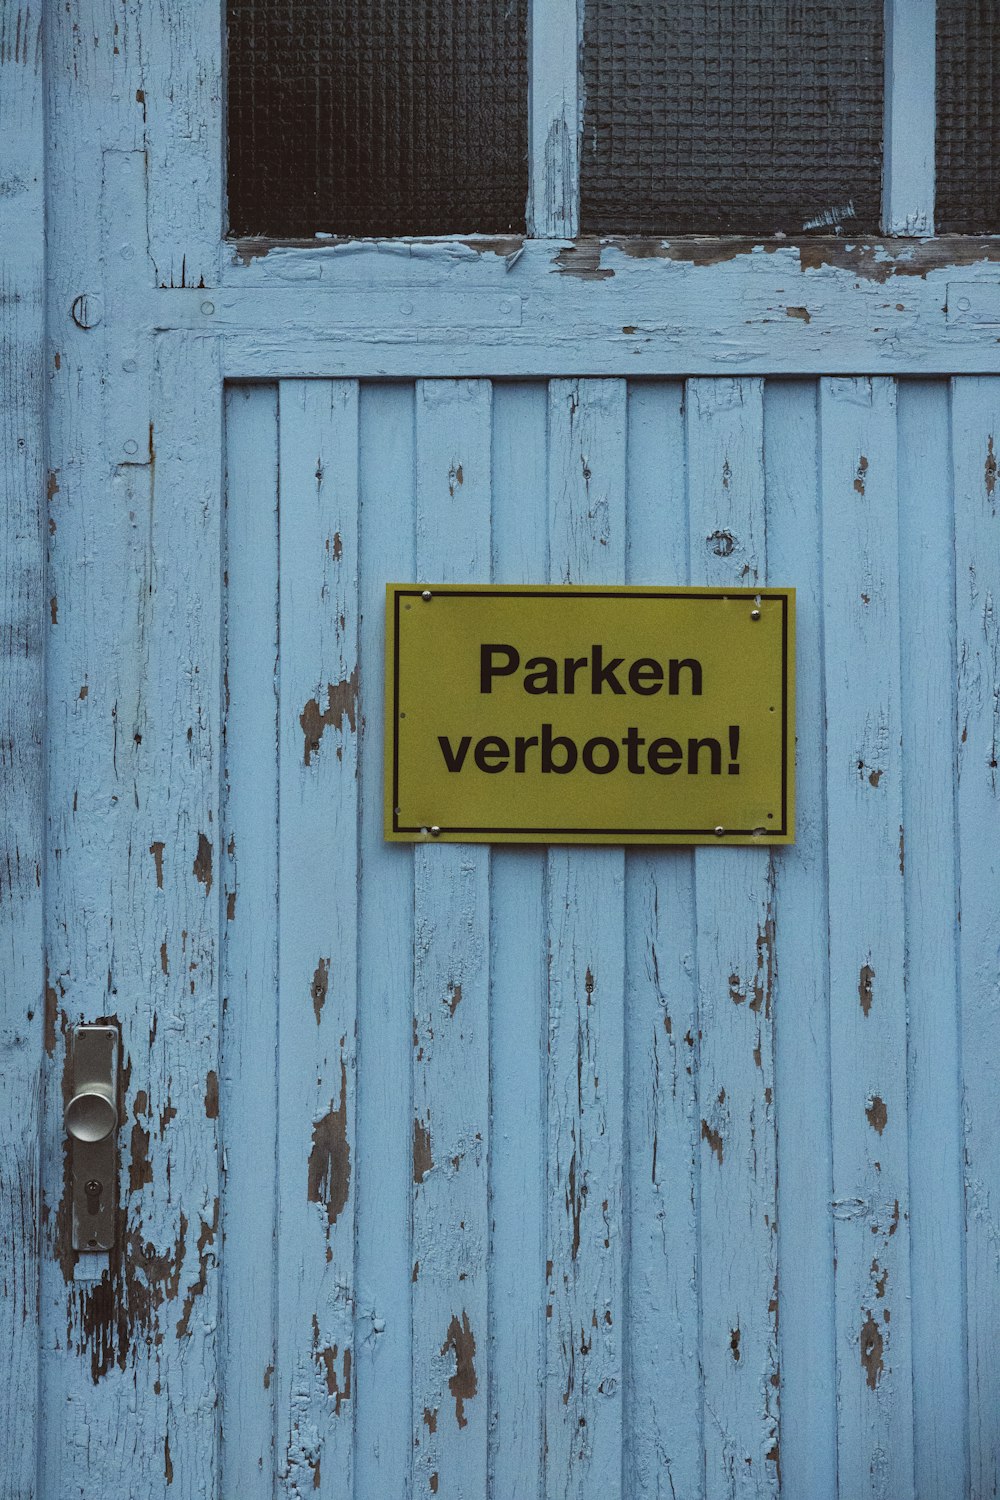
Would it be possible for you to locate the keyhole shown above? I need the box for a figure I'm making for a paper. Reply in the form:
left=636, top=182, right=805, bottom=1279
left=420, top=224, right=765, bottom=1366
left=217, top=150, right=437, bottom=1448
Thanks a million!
left=84, top=1179, right=103, bottom=1216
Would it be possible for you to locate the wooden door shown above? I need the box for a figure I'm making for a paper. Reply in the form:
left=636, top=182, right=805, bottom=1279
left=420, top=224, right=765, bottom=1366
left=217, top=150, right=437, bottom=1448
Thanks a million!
left=4, top=4, right=1000, bottom=1499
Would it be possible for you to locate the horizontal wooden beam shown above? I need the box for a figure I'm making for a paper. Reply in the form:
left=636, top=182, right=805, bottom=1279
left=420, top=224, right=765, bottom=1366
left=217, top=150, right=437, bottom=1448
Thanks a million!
left=148, top=238, right=1000, bottom=378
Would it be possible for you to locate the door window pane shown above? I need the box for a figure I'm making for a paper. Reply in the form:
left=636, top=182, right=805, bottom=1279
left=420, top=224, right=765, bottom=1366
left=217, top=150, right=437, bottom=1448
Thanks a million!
left=227, top=0, right=528, bottom=238
left=936, top=1, right=999, bottom=233
left=580, top=0, right=884, bottom=236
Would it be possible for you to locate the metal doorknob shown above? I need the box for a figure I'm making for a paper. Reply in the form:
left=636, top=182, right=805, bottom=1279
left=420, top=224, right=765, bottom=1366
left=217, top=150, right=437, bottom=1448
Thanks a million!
left=65, top=1085, right=117, bottom=1143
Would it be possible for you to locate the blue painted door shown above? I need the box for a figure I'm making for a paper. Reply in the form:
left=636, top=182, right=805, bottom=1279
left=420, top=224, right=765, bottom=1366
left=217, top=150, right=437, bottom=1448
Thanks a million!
left=4, top=5, right=1000, bottom=1500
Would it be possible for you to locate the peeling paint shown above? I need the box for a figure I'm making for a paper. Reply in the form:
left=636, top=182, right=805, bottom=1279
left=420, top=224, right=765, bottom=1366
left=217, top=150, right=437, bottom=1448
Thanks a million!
left=176, top=1200, right=219, bottom=1338
left=701, top=1119, right=724, bottom=1165
left=866, top=1095, right=888, bottom=1134
left=204, top=1069, right=219, bottom=1119
left=149, top=841, right=165, bottom=887
left=440, top=1311, right=477, bottom=1428
left=193, top=832, right=213, bottom=894
left=307, top=1060, right=351, bottom=1224
left=300, top=667, right=360, bottom=764
left=413, top=1117, right=433, bottom=1183
left=860, top=1311, right=885, bottom=1389
left=311, top=957, right=330, bottom=1024
left=859, top=963, right=875, bottom=1017
left=129, top=1121, right=153, bottom=1192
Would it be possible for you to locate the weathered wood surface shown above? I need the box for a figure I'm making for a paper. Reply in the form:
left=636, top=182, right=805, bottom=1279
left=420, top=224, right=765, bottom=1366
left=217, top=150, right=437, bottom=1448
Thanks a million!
left=952, top=378, right=1000, bottom=1500
left=820, top=378, right=913, bottom=1499
left=17, top=0, right=997, bottom=1493
left=23, top=352, right=1000, bottom=1498
left=160, top=239, right=1000, bottom=379
left=544, top=381, right=628, bottom=1497
left=221, top=383, right=279, bottom=1498
left=0, top=7, right=45, bottom=1498
left=411, top=381, right=493, bottom=1498
left=764, top=382, right=837, bottom=1500
left=688, top=380, right=779, bottom=1499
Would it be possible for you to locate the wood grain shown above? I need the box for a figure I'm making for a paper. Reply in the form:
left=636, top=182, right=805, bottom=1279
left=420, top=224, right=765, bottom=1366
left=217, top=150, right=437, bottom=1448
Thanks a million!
left=0, top=6, right=44, bottom=1497
left=820, top=378, right=913, bottom=1500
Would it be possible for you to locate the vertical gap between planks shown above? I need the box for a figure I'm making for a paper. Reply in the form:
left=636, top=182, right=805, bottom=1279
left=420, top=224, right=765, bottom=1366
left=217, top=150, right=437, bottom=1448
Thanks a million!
left=528, top=0, right=581, bottom=238
left=882, top=0, right=936, bottom=235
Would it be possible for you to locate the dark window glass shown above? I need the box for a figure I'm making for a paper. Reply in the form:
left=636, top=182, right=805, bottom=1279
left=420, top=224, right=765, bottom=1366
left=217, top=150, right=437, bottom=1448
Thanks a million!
left=580, top=1, right=884, bottom=236
left=227, top=0, right=528, bottom=238
left=936, top=2, right=999, bottom=233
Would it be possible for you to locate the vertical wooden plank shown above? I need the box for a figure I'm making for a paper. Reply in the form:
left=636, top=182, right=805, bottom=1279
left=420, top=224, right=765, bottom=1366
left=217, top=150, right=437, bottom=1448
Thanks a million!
left=275, top=381, right=359, bottom=1497
left=0, top=6, right=44, bottom=1495
left=623, top=382, right=704, bottom=1500
left=412, top=380, right=492, bottom=1500
left=764, top=381, right=838, bottom=1500
left=354, top=382, right=417, bottom=1500
left=42, top=3, right=225, bottom=1492
left=686, top=377, right=779, bottom=1500
left=544, top=379, right=626, bottom=1499
left=221, top=384, right=279, bottom=1496
left=529, top=0, right=580, bottom=237
left=883, top=0, right=936, bottom=236
left=143, top=0, right=223, bottom=288
left=488, top=382, right=548, bottom=1500
left=951, top=376, right=1000, bottom=1500
left=898, top=380, right=968, bottom=1500
left=820, top=376, right=914, bottom=1500
left=42, top=325, right=224, bottom=1500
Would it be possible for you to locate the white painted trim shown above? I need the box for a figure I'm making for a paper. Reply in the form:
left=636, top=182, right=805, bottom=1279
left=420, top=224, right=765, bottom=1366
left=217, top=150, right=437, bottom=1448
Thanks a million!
left=883, top=0, right=936, bottom=235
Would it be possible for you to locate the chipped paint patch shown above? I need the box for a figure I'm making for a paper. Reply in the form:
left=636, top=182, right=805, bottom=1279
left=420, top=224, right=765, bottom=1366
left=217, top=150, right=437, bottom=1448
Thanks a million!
left=176, top=1200, right=219, bottom=1338
left=860, top=1311, right=885, bottom=1389
left=307, top=1060, right=351, bottom=1224
left=441, top=1311, right=477, bottom=1428
left=311, top=957, right=330, bottom=1024
left=859, top=963, right=875, bottom=1017
left=300, top=667, right=360, bottom=765
left=193, top=833, right=213, bottom=894
left=701, top=1119, right=724, bottom=1165
left=413, top=1117, right=433, bottom=1183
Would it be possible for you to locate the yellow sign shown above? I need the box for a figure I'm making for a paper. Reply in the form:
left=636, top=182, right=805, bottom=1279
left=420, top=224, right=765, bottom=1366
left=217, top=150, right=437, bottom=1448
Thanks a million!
left=384, top=585, right=795, bottom=845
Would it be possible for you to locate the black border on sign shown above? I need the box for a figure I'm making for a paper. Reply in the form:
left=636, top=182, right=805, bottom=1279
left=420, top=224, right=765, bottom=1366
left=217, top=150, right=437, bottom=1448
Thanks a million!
left=391, top=588, right=791, bottom=838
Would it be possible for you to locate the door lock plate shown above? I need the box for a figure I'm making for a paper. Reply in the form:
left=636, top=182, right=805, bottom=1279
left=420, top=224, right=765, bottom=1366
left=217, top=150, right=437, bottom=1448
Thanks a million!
left=65, top=1025, right=119, bottom=1251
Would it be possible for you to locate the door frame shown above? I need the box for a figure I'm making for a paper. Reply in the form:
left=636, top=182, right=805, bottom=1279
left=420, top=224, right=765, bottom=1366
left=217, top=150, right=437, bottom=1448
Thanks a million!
left=5, top=0, right=1000, bottom=1495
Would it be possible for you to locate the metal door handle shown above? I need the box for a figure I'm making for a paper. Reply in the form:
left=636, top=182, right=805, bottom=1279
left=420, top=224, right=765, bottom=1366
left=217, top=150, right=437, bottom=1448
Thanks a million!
left=65, top=1025, right=119, bottom=1251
